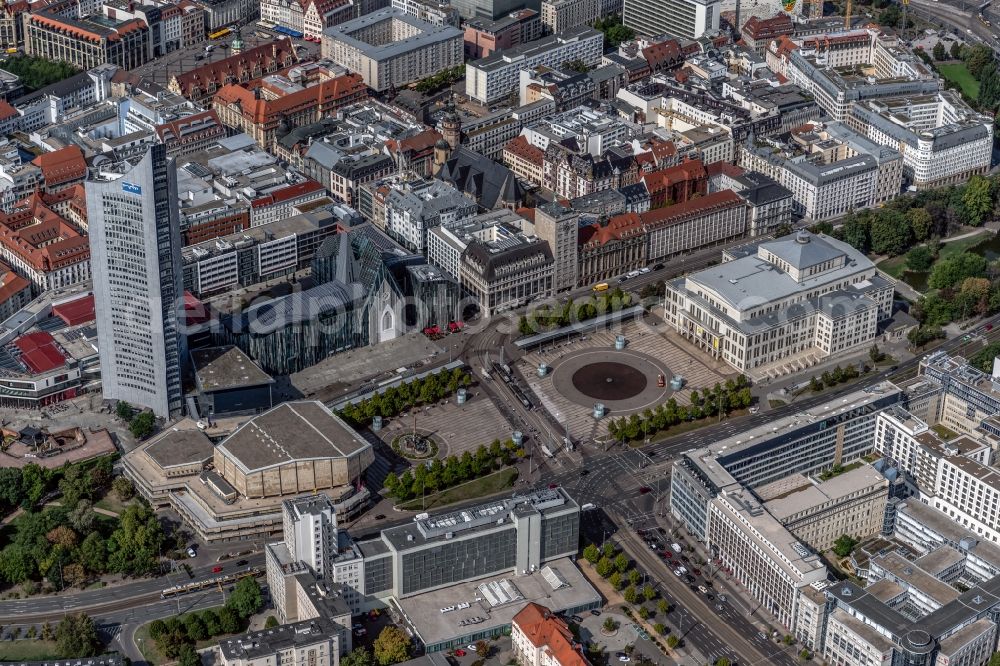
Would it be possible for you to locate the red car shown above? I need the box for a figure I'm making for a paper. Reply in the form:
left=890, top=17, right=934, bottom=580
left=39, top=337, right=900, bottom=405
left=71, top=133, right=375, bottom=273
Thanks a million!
left=212, top=566, right=223, bottom=573
left=454, top=650, right=466, bottom=657
left=549, top=483, right=559, bottom=489
left=664, top=552, right=673, bottom=558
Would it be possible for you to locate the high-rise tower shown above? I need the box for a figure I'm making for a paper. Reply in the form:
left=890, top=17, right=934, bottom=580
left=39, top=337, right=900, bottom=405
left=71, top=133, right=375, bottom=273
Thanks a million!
left=87, top=145, right=185, bottom=419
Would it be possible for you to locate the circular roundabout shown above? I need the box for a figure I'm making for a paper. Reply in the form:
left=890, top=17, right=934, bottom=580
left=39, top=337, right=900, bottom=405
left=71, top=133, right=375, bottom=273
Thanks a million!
left=550, top=349, right=672, bottom=414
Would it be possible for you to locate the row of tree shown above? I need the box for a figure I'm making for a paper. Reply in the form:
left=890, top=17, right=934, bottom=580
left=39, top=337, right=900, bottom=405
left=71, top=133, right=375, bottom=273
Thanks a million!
left=339, top=368, right=472, bottom=427
left=606, top=376, right=753, bottom=443
left=383, top=439, right=521, bottom=501
left=808, top=364, right=863, bottom=393
left=148, top=578, right=262, bottom=661
left=413, top=65, right=464, bottom=94
left=517, top=289, right=634, bottom=336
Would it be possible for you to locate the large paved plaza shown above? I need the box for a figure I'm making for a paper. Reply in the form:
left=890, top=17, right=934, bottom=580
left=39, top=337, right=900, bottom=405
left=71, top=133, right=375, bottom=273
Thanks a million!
left=519, top=320, right=733, bottom=442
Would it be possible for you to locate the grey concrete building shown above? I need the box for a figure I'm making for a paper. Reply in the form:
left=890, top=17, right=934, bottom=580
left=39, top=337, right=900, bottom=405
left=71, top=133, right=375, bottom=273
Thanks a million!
left=86, top=144, right=185, bottom=419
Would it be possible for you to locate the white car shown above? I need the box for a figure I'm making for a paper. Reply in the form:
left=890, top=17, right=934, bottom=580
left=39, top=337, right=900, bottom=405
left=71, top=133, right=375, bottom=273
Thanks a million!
left=467, top=645, right=477, bottom=651
left=186, top=547, right=197, bottom=558
left=618, top=657, right=630, bottom=663
left=639, top=267, right=651, bottom=274
left=673, top=569, right=682, bottom=577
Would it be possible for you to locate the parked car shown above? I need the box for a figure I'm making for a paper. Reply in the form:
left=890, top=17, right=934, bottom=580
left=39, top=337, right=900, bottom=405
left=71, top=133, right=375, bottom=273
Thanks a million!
left=187, top=547, right=197, bottom=558
left=670, top=543, right=682, bottom=553
left=454, top=650, right=466, bottom=657
left=236, top=559, right=248, bottom=566
left=590, top=609, right=601, bottom=616
left=212, top=566, right=223, bottom=573
left=698, top=585, right=708, bottom=594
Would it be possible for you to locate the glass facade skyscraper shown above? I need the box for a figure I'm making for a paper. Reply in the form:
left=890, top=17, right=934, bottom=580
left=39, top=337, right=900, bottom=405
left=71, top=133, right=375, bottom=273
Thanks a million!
left=87, top=145, right=185, bottom=418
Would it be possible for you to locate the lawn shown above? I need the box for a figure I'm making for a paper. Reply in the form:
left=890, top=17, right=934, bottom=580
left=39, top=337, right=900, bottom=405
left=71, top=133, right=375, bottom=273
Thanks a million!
left=94, top=492, right=135, bottom=515
left=879, top=230, right=989, bottom=276
left=637, top=409, right=750, bottom=447
left=938, top=63, right=980, bottom=100
left=398, top=468, right=519, bottom=511
left=932, top=424, right=959, bottom=441
left=0, top=639, right=60, bottom=661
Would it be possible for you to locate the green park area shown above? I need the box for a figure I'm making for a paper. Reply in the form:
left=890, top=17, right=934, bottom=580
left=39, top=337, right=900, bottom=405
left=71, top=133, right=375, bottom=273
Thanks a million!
left=938, top=63, right=980, bottom=100
left=398, top=467, right=519, bottom=511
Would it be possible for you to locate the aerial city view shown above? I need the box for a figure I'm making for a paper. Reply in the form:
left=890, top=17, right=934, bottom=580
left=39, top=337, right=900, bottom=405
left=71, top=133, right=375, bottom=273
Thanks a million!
left=1, top=0, right=1000, bottom=661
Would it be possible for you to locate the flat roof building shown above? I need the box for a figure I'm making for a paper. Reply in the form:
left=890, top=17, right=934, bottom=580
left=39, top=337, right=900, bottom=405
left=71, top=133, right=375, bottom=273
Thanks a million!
left=322, top=9, right=464, bottom=92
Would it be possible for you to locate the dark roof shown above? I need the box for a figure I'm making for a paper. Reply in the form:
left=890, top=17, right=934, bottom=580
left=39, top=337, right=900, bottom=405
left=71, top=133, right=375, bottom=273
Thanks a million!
left=437, top=147, right=522, bottom=209
left=463, top=238, right=552, bottom=283
left=15, top=71, right=92, bottom=107
left=740, top=172, right=791, bottom=206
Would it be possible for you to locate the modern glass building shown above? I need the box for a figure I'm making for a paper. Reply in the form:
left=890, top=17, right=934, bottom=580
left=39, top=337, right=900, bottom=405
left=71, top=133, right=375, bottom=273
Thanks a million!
left=86, top=145, right=185, bottom=418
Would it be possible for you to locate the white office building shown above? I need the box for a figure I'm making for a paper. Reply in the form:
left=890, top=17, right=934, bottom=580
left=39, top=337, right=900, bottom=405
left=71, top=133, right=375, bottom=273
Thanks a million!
left=622, top=0, right=719, bottom=40
left=664, top=230, right=894, bottom=376
left=849, top=91, right=993, bottom=190
left=464, top=26, right=603, bottom=105
left=86, top=145, right=185, bottom=418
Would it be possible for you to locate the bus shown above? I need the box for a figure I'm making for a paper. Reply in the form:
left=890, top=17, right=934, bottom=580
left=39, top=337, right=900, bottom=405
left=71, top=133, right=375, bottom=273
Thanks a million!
left=209, top=27, right=232, bottom=40
left=273, top=25, right=304, bottom=38
left=592, top=282, right=609, bottom=293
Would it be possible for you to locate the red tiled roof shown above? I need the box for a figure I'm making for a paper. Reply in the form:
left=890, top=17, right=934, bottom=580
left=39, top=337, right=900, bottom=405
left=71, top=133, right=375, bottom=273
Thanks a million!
left=172, top=39, right=299, bottom=99
left=385, top=129, right=444, bottom=155
left=13, top=331, right=66, bottom=374
left=250, top=179, right=324, bottom=208
left=503, top=135, right=544, bottom=167
left=0, top=262, right=29, bottom=306
left=742, top=13, right=792, bottom=40
left=641, top=159, right=707, bottom=193
left=0, top=99, right=18, bottom=122
left=640, top=190, right=744, bottom=227
left=32, top=146, right=86, bottom=186
left=513, top=604, right=590, bottom=666
left=705, top=161, right=745, bottom=178
left=213, top=74, right=367, bottom=127
left=52, top=294, right=95, bottom=326
left=580, top=212, right=644, bottom=247
left=155, top=109, right=224, bottom=143
left=0, top=191, right=89, bottom=272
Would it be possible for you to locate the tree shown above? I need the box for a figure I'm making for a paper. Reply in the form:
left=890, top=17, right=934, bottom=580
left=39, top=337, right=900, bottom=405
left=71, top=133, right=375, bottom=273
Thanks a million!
left=638, top=606, right=650, bottom=620
left=657, top=599, right=670, bottom=614
left=202, top=609, right=221, bottom=636
left=601, top=542, right=615, bottom=559
left=605, top=23, right=635, bottom=47
left=79, top=532, right=106, bottom=575
left=596, top=556, right=614, bottom=577
left=908, top=207, right=934, bottom=241
left=963, top=175, right=995, bottom=226
left=928, top=254, right=988, bottom=290
left=837, top=213, right=871, bottom=253
left=178, top=644, right=202, bottom=666
left=264, top=616, right=279, bottom=629
left=666, top=635, right=679, bottom=649
left=799, top=649, right=812, bottom=661
left=614, top=552, right=629, bottom=573
left=905, top=245, right=934, bottom=272
left=185, top=614, right=208, bottom=641
left=0, top=543, right=34, bottom=584
left=608, top=571, right=623, bottom=589
left=642, top=584, right=656, bottom=602
left=55, top=613, right=100, bottom=658
left=115, top=400, right=135, bottom=422
left=951, top=40, right=962, bottom=59
left=108, top=503, right=163, bottom=576
left=217, top=607, right=240, bottom=634
left=47, top=525, right=78, bottom=549
left=583, top=543, right=600, bottom=564
left=654, top=623, right=667, bottom=636
left=602, top=617, right=619, bottom=633
left=373, top=626, right=411, bottom=666
left=62, top=563, right=87, bottom=588
left=623, top=585, right=638, bottom=603
left=869, top=209, right=912, bottom=256
left=227, top=577, right=263, bottom=619
left=562, top=59, right=589, bottom=73
left=0, top=467, right=22, bottom=511
left=627, top=569, right=641, bottom=586
left=342, top=648, right=375, bottom=666
left=129, top=411, right=157, bottom=439
left=967, top=44, right=996, bottom=79
left=149, top=619, right=168, bottom=641
left=832, top=534, right=858, bottom=557
left=474, top=640, right=489, bottom=657
left=715, top=659, right=731, bottom=666
left=112, top=476, right=135, bottom=502
left=933, top=41, right=946, bottom=60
